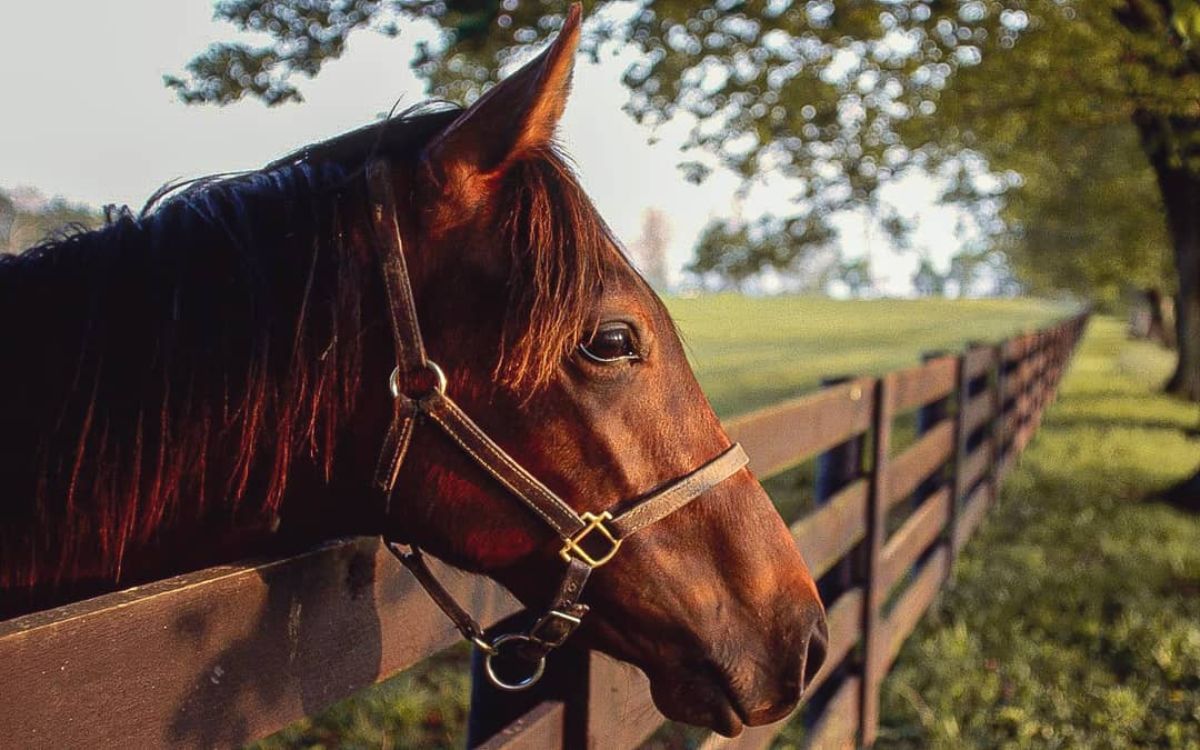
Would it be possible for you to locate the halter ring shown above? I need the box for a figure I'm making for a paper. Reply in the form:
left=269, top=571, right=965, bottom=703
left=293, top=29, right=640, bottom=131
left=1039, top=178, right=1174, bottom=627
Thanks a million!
left=389, top=360, right=448, bottom=401
left=483, top=634, right=547, bottom=691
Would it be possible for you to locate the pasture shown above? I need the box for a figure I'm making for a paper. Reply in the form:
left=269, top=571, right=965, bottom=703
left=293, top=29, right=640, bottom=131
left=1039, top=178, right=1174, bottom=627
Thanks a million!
left=669, top=296, right=1071, bottom=415
left=253, top=295, right=1083, bottom=749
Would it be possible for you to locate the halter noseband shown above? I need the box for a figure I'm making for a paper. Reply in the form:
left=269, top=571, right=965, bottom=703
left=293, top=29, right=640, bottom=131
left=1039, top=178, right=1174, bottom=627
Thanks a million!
left=366, top=161, right=748, bottom=690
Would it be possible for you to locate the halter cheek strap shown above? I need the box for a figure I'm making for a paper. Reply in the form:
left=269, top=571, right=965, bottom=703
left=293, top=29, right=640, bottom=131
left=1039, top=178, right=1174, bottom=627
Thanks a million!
left=366, top=160, right=749, bottom=690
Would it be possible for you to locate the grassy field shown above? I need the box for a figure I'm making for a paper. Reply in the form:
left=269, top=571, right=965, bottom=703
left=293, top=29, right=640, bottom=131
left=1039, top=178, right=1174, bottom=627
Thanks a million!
left=253, top=295, right=1132, bottom=744
left=670, top=296, right=1070, bottom=415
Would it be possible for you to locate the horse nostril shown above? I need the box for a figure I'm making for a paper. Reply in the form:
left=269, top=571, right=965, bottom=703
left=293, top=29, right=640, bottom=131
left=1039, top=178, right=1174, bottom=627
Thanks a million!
left=801, top=612, right=830, bottom=690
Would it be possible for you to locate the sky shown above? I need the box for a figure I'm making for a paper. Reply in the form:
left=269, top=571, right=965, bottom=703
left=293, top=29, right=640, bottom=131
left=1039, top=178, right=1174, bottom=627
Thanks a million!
left=1, top=1, right=967, bottom=294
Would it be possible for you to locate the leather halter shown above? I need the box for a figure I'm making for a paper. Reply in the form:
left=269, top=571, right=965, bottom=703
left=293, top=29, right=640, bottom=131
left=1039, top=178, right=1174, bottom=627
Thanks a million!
left=366, top=161, right=749, bottom=690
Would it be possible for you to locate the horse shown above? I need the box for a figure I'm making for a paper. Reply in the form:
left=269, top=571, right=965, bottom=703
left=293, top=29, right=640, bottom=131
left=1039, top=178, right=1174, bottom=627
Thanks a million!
left=0, top=5, right=825, bottom=736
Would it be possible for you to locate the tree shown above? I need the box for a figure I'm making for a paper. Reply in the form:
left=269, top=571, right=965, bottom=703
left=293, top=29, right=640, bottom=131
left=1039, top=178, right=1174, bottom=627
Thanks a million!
left=898, top=2, right=1200, bottom=397
left=836, top=257, right=873, bottom=299
left=630, top=208, right=671, bottom=291
left=948, top=248, right=988, bottom=298
left=978, top=123, right=1172, bottom=310
left=172, top=1, right=1200, bottom=400
left=912, top=255, right=946, bottom=297
left=687, top=214, right=835, bottom=292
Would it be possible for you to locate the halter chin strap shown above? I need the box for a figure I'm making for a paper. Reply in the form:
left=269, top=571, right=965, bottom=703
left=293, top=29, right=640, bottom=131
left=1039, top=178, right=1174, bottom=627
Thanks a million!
left=366, top=160, right=749, bottom=690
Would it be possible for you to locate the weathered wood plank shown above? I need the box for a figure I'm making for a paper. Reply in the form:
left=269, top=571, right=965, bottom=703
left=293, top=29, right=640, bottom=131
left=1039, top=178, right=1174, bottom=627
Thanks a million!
left=962, top=390, right=994, bottom=435
left=476, top=701, right=564, bottom=750
left=1003, top=368, right=1025, bottom=401
left=0, top=537, right=519, bottom=750
left=963, top=346, right=996, bottom=380
left=585, top=653, right=663, bottom=750
left=952, top=484, right=992, bottom=556
left=885, top=420, right=954, bottom=509
left=725, top=377, right=876, bottom=479
left=860, top=374, right=895, bottom=745
left=803, top=676, right=861, bottom=750
left=889, top=356, right=957, bottom=414
left=877, top=488, right=951, bottom=597
left=957, top=437, right=992, bottom=497
left=877, top=547, right=950, bottom=674
left=791, top=479, right=868, bottom=580
left=1001, top=408, right=1022, bottom=442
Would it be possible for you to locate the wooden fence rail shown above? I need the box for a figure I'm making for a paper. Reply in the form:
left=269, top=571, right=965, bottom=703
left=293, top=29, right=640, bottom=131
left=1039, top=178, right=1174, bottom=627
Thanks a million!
left=0, top=312, right=1089, bottom=749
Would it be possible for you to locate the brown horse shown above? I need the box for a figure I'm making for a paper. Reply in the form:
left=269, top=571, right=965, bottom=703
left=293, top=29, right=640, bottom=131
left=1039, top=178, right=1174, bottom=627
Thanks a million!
left=0, top=6, right=825, bottom=736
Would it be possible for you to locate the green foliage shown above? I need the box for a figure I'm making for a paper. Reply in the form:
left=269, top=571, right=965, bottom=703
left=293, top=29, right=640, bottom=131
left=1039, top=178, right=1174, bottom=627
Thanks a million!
left=872, top=319, right=1200, bottom=749
left=911, top=256, right=946, bottom=297
left=947, top=247, right=1007, bottom=297
left=994, top=122, right=1173, bottom=307
left=172, top=1, right=1200, bottom=323
left=686, top=214, right=835, bottom=291
left=927, top=4, right=1179, bottom=304
left=835, top=256, right=874, bottom=298
left=174, top=3, right=1200, bottom=183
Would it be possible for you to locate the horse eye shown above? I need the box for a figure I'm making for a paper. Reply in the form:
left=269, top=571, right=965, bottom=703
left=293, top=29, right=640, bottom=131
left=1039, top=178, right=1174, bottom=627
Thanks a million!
left=580, top=323, right=640, bottom=363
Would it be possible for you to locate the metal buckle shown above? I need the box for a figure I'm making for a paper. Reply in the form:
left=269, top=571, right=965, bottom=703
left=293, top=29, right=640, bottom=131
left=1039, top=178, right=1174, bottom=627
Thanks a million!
left=529, top=609, right=583, bottom=648
left=559, top=511, right=622, bottom=567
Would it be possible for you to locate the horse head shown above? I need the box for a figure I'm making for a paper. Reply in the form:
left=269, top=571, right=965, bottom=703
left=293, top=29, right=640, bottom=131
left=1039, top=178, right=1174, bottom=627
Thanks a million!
left=370, top=6, right=827, bottom=734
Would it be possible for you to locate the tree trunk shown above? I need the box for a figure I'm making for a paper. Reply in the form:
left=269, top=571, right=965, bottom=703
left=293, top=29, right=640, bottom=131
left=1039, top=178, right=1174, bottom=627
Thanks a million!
left=1136, top=112, right=1200, bottom=402
left=1143, top=288, right=1176, bottom=348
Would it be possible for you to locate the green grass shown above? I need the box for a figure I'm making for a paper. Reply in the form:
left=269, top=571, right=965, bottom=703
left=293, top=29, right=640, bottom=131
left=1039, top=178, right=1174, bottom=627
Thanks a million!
left=250, top=296, right=1096, bottom=750
left=854, top=317, right=1200, bottom=750
left=670, top=296, right=1071, bottom=415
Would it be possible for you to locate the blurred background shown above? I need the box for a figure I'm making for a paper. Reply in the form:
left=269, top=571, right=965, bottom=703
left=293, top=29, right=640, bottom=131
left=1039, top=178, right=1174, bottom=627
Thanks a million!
left=3, top=2, right=1198, bottom=748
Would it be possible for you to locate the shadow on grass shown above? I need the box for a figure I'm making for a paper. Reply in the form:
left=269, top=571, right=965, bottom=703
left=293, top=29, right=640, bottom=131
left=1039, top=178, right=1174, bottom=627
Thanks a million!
left=1157, top=470, right=1200, bottom=514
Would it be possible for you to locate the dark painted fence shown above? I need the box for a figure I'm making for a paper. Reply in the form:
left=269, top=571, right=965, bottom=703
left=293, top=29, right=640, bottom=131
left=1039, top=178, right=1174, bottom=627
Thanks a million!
left=0, top=312, right=1089, bottom=749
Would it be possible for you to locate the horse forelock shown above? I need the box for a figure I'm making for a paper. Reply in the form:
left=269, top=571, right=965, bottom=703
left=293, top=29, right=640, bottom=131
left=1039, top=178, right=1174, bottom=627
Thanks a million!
left=491, top=147, right=636, bottom=392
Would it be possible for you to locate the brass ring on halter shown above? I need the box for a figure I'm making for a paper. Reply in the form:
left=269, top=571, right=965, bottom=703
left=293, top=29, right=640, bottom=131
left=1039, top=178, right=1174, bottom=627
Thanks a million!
left=483, top=634, right=547, bottom=691
left=389, top=360, right=448, bottom=401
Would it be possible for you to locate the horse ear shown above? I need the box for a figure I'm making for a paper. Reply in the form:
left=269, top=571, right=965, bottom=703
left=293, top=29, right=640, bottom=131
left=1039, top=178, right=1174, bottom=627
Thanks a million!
left=419, top=3, right=581, bottom=202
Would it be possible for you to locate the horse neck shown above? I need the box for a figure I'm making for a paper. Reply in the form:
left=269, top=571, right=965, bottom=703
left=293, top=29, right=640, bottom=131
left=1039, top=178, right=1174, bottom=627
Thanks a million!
left=0, top=167, right=390, bottom=611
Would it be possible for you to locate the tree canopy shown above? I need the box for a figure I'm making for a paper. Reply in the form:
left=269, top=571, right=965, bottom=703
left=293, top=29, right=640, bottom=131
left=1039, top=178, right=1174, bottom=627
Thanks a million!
left=174, top=0, right=1200, bottom=398
left=687, top=213, right=835, bottom=291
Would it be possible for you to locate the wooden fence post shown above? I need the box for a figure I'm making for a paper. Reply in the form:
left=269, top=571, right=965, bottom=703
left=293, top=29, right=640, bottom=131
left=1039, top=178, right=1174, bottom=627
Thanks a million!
left=1033, top=333, right=1044, bottom=431
left=860, top=374, right=895, bottom=746
left=815, top=376, right=867, bottom=602
left=918, top=351, right=952, bottom=508
left=996, top=339, right=1013, bottom=480
left=946, top=346, right=972, bottom=575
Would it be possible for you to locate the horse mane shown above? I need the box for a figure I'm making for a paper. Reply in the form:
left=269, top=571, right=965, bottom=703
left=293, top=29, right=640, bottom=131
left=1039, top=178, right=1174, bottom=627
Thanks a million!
left=0, top=103, right=627, bottom=596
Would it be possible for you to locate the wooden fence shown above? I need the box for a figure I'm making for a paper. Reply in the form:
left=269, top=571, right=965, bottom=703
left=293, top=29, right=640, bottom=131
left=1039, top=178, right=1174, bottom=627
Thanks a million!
left=0, top=312, right=1088, bottom=749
